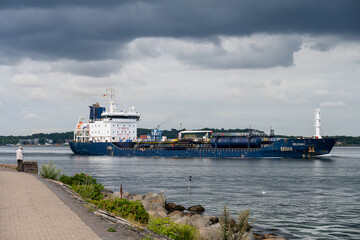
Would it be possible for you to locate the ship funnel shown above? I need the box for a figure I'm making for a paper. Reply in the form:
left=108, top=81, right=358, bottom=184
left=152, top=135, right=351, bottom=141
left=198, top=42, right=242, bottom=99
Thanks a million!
left=314, top=106, right=322, bottom=139
left=89, top=103, right=105, bottom=121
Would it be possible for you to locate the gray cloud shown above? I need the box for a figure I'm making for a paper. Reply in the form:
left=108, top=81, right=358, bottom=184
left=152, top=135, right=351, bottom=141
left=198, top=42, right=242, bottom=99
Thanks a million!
left=125, top=34, right=302, bottom=70
left=0, top=0, right=359, bottom=64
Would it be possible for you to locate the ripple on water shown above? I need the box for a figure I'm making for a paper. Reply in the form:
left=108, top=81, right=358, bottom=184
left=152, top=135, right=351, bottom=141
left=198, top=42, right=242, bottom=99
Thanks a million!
left=0, top=146, right=359, bottom=239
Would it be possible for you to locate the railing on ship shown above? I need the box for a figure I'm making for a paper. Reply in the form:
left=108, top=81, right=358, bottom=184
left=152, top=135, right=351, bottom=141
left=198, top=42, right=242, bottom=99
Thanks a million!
left=117, top=147, right=261, bottom=152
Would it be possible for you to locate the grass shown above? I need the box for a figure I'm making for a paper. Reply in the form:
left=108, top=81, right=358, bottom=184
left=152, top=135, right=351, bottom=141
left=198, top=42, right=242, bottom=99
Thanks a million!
left=148, top=217, right=199, bottom=240
left=219, top=206, right=253, bottom=240
left=107, top=227, right=117, bottom=232
left=39, top=160, right=62, bottom=180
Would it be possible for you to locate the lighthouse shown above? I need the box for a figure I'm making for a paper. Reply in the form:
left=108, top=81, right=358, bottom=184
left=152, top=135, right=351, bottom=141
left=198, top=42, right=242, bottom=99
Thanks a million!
left=314, top=106, right=322, bottom=139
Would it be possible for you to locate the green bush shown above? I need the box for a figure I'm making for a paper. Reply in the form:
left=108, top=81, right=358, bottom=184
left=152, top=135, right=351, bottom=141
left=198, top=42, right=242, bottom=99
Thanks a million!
left=148, top=217, right=199, bottom=240
left=72, top=183, right=104, bottom=200
left=59, top=173, right=97, bottom=186
left=59, top=173, right=104, bottom=201
left=39, top=160, right=62, bottom=180
left=92, top=198, right=150, bottom=224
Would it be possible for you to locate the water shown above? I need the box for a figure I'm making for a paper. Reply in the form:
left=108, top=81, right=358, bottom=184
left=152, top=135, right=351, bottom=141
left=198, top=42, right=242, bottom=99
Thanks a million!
left=1, top=146, right=359, bottom=239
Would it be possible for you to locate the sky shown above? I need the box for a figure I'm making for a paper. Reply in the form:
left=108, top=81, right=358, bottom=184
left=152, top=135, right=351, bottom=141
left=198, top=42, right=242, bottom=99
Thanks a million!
left=0, top=0, right=359, bottom=136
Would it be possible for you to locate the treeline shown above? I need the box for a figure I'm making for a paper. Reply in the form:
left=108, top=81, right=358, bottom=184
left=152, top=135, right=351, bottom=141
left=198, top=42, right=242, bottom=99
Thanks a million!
left=1, top=130, right=359, bottom=145
left=332, top=136, right=360, bottom=145
left=0, top=132, right=73, bottom=145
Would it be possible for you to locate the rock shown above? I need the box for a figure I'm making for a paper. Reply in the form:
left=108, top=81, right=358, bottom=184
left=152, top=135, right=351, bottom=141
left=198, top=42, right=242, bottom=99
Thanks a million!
left=144, top=192, right=158, bottom=199
left=198, top=223, right=220, bottom=240
left=101, top=188, right=113, bottom=197
left=123, top=192, right=130, bottom=198
left=168, top=210, right=184, bottom=219
left=165, top=202, right=186, bottom=212
left=147, top=210, right=156, bottom=217
left=144, top=192, right=166, bottom=205
left=183, top=212, right=194, bottom=217
left=262, top=233, right=287, bottom=240
left=133, top=194, right=144, bottom=201
left=150, top=202, right=166, bottom=212
left=112, top=191, right=121, bottom=198
left=141, top=199, right=151, bottom=212
left=155, top=208, right=168, bottom=218
left=173, top=216, right=192, bottom=225
left=203, top=215, right=219, bottom=225
left=187, top=205, right=205, bottom=213
left=189, top=214, right=207, bottom=228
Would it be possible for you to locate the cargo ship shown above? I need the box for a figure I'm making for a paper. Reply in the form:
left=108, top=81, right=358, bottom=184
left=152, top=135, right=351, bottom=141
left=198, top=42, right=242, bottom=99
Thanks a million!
left=69, top=90, right=336, bottom=158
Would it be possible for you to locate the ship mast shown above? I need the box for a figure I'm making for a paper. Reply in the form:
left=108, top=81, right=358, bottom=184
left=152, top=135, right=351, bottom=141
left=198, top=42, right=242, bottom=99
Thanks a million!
left=106, top=88, right=116, bottom=113
left=314, top=106, right=322, bottom=139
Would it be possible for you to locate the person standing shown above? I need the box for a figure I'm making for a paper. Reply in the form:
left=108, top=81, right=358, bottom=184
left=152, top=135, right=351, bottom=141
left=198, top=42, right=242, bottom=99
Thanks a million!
left=16, top=146, right=24, bottom=172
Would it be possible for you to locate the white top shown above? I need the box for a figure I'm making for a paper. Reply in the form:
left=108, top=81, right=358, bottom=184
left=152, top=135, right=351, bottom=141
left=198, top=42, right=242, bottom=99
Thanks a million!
left=16, top=149, right=24, bottom=160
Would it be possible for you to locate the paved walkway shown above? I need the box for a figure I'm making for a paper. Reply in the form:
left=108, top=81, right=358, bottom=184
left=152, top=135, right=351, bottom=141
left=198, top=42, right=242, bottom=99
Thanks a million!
left=0, top=167, right=101, bottom=240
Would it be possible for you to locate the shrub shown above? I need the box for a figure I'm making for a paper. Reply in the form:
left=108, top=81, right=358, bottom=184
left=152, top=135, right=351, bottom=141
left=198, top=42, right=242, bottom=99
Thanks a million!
left=148, top=217, right=199, bottom=240
left=72, top=183, right=104, bottom=200
left=218, top=206, right=253, bottom=240
left=39, top=160, right=62, bottom=180
left=92, top=198, right=150, bottom=224
left=59, top=173, right=97, bottom=186
left=219, top=206, right=233, bottom=240
left=59, top=173, right=104, bottom=201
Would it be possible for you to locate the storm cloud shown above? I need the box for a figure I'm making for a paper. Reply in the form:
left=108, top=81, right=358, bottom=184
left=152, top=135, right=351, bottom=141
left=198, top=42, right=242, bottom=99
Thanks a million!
left=0, top=0, right=359, bottom=63
left=0, top=0, right=359, bottom=136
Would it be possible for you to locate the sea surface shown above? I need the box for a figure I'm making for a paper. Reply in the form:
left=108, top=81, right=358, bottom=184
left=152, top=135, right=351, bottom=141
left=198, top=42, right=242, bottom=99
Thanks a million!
left=1, top=146, right=359, bottom=239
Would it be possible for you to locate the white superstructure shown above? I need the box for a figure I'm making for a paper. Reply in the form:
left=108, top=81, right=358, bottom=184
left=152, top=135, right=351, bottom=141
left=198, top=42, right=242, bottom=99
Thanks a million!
left=314, top=106, right=322, bottom=139
left=74, top=89, right=140, bottom=143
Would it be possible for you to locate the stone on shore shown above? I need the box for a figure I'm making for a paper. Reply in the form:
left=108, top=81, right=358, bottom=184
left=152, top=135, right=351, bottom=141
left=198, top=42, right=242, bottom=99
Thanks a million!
left=168, top=210, right=184, bottom=219
left=183, top=212, right=194, bottom=217
left=198, top=223, right=220, bottom=240
left=203, top=215, right=219, bottom=225
left=101, top=188, right=113, bottom=197
left=187, top=204, right=205, bottom=213
left=189, top=214, right=207, bottom=228
left=133, top=194, right=145, bottom=201
left=165, top=202, right=186, bottom=212
left=144, top=192, right=166, bottom=205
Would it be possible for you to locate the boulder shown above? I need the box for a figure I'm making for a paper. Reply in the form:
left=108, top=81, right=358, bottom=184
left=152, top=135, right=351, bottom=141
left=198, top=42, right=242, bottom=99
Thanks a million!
left=133, top=194, right=144, bottom=201
left=123, top=192, right=130, bottom=198
left=189, top=214, right=207, bottom=228
left=101, top=188, right=113, bottom=197
left=198, top=223, right=220, bottom=240
left=262, top=233, right=287, bottom=240
left=168, top=210, right=184, bottom=219
left=183, top=212, right=194, bottom=217
left=150, top=202, right=166, bottom=212
left=203, top=215, right=219, bottom=225
left=155, top=207, right=168, bottom=218
left=187, top=205, right=205, bottom=213
left=144, top=192, right=166, bottom=205
left=112, top=191, right=121, bottom=198
left=165, top=202, right=186, bottom=212
left=173, top=216, right=192, bottom=225
left=147, top=210, right=156, bottom=217
left=141, top=199, right=151, bottom=212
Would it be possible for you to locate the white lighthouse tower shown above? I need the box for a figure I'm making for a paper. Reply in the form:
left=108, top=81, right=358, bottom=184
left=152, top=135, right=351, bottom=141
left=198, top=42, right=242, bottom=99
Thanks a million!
left=314, top=106, right=322, bottom=139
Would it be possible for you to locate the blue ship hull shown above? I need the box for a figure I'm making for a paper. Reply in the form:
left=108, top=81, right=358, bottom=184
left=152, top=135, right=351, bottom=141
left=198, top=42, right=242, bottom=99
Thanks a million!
left=69, top=138, right=336, bottom=158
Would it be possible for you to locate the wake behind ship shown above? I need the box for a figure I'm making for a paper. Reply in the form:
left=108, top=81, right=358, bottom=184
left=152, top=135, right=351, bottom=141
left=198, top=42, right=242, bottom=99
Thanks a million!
left=69, top=90, right=336, bottom=158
